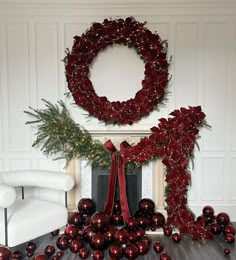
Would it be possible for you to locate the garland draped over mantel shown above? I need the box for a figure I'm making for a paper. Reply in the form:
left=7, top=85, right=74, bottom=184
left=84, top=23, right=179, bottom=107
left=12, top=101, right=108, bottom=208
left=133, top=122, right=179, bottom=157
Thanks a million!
left=25, top=100, right=211, bottom=239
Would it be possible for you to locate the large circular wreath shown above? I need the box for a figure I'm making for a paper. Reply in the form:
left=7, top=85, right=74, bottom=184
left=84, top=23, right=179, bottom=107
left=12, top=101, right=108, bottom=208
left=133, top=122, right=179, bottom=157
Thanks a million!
left=65, top=17, right=169, bottom=125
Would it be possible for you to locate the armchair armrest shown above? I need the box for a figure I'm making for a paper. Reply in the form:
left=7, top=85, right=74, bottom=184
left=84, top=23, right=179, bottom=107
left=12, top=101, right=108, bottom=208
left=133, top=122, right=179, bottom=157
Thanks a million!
left=0, top=184, right=17, bottom=208
left=2, top=170, right=74, bottom=192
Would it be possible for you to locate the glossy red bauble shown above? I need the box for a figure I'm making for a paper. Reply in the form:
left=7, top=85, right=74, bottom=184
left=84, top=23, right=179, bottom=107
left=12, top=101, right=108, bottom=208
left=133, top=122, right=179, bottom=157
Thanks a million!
left=52, top=256, right=59, bottom=260
left=225, top=233, right=235, bottom=244
left=69, top=239, right=83, bottom=253
left=152, top=212, right=165, bottom=227
left=78, top=198, right=95, bottom=215
left=44, top=245, right=55, bottom=256
left=202, top=206, right=214, bottom=218
left=114, top=229, right=128, bottom=244
left=163, top=224, right=172, bottom=236
left=172, top=233, right=181, bottom=243
left=142, top=235, right=152, bottom=245
left=78, top=247, right=90, bottom=259
left=136, top=216, right=150, bottom=230
left=105, top=225, right=117, bottom=243
left=92, top=250, right=104, bottom=260
left=160, top=253, right=171, bottom=260
left=109, top=244, right=123, bottom=259
left=124, top=244, right=139, bottom=259
left=110, top=214, right=124, bottom=226
left=56, top=251, right=64, bottom=258
left=223, top=225, right=236, bottom=236
left=83, top=225, right=95, bottom=242
left=51, top=229, right=59, bottom=236
left=112, top=200, right=121, bottom=214
left=91, top=211, right=109, bottom=232
left=136, top=228, right=145, bottom=239
left=56, top=235, right=69, bottom=250
left=33, top=254, right=47, bottom=260
left=224, top=248, right=231, bottom=255
left=0, top=246, right=11, bottom=259
left=210, top=223, right=222, bottom=235
left=216, top=212, right=230, bottom=226
left=11, top=250, right=23, bottom=260
left=26, top=241, right=36, bottom=252
left=127, top=232, right=138, bottom=243
left=138, top=198, right=155, bottom=214
left=90, top=232, right=107, bottom=250
left=126, top=218, right=138, bottom=231
left=153, top=242, right=164, bottom=253
left=136, top=240, right=149, bottom=255
left=65, top=224, right=78, bottom=239
left=68, top=212, right=84, bottom=227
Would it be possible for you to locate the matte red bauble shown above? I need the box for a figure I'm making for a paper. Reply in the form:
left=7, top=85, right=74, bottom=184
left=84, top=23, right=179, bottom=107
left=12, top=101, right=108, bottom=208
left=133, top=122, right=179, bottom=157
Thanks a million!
left=126, top=218, right=138, bottom=231
left=0, top=246, right=11, bottom=260
left=90, top=232, right=107, bottom=250
left=136, top=240, right=149, bottom=255
left=51, top=229, right=59, bottom=236
left=83, top=225, right=95, bottom=242
left=138, top=198, right=155, bottom=213
left=33, top=254, right=47, bottom=260
left=202, top=205, right=214, bottom=218
left=109, top=244, right=123, bottom=259
left=26, top=241, right=36, bottom=252
left=68, top=212, right=84, bottom=227
left=216, top=212, right=230, bottom=226
left=152, top=212, right=165, bottom=227
left=44, top=245, right=55, bottom=256
left=223, top=225, right=236, bottom=236
left=172, top=233, right=181, bottom=243
left=110, top=214, right=124, bottom=226
left=136, top=228, right=145, bottom=239
left=91, top=211, right=109, bottom=231
left=136, top=216, right=150, bottom=229
left=56, top=235, right=69, bottom=250
left=224, top=248, right=231, bottom=255
left=69, top=239, right=83, bottom=253
left=112, top=200, right=121, bottom=214
left=65, top=224, right=78, bottom=239
left=105, top=226, right=117, bottom=243
left=124, top=244, right=139, bottom=259
left=160, top=253, right=171, bottom=260
left=127, top=232, right=138, bottom=243
left=114, top=229, right=128, bottom=244
left=153, top=242, right=164, bottom=253
left=78, top=247, right=90, bottom=259
left=142, top=235, right=152, bottom=245
left=92, top=250, right=104, bottom=260
left=11, top=250, right=23, bottom=260
left=225, top=233, right=235, bottom=244
left=210, top=223, right=222, bottom=235
left=78, top=198, right=95, bottom=215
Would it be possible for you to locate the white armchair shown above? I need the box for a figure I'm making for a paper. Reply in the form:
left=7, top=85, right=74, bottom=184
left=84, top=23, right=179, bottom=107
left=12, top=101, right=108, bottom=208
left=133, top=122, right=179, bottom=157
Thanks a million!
left=0, top=170, right=74, bottom=247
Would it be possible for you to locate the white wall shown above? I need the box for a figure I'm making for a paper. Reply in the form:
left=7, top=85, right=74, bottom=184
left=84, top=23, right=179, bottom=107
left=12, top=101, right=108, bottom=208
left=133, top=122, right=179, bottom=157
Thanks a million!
left=0, top=0, right=236, bottom=219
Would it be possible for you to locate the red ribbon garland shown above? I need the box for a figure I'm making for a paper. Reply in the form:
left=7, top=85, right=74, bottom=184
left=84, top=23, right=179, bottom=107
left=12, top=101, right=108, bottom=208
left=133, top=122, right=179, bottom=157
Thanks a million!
left=103, top=140, right=131, bottom=223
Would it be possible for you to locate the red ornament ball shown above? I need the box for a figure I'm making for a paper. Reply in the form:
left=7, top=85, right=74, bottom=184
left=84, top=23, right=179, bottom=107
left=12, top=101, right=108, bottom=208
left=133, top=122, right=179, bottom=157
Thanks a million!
left=127, top=232, right=138, bottom=243
left=78, top=198, right=95, bottom=215
left=110, top=214, right=124, bottom=226
left=78, top=247, right=90, bottom=259
left=202, top=205, right=214, bottom=218
left=92, top=250, right=104, bottom=260
left=124, top=244, right=139, bottom=259
left=136, top=228, right=145, bottom=239
left=139, top=198, right=155, bottom=213
left=51, top=229, right=59, bottom=236
left=114, top=229, right=128, bottom=244
left=33, top=254, right=47, bottom=260
left=52, top=256, right=59, bottom=260
left=0, top=246, right=11, bottom=260
left=26, top=241, right=36, bottom=252
left=56, top=251, right=64, bottom=258
left=105, top=225, right=117, bottom=243
left=68, top=212, right=84, bottom=227
left=224, top=248, right=231, bottom=255
left=142, top=235, right=152, bottom=245
left=91, top=211, right=109, bottom=231
left=56, top=235, right=69, bottom=251
left=216, top=212, right=230, bottom=226
left=65, top=224, right=78, bottom=239
left=69, top=239, right=83, bottom=253
left=112, top=200, right=121, bottom=214
left=152, top=212, right=165, bottom=227
left=136, top=240, right=149, bottom=255
left=223, top=225, right=236, bottom=236
left=11, top=250, right=23, bottom=260
left=136, top=216, right=150, bottom=230
left=163, top=224, right=173, bottom=236
left=172, top=233, right=181, bottom=243
left=153, top=242, right=164, bottom=253
left=83, top=225, right=95, bottom=242
left=126, top=218, right=138, bottom=231
left=160, top=253, right=171, bottom=260
left=210, top=223, right=222, bottom=235
left=225, top=233, right=235, bottom=244
left=44, top=245, right=55, bottom=256
left=109, top=244, right=123, bottom=259
left=90, top=232, right=107, bottom=250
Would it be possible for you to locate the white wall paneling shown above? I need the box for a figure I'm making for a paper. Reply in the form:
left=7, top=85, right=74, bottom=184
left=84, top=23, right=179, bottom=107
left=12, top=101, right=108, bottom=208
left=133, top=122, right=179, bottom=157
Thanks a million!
left=1, top=1, right=236, bottom=220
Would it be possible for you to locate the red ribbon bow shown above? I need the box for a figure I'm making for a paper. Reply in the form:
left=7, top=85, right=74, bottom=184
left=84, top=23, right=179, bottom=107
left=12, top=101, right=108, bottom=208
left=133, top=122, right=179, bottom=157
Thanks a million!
left=103, top=139, right=131, bottom=223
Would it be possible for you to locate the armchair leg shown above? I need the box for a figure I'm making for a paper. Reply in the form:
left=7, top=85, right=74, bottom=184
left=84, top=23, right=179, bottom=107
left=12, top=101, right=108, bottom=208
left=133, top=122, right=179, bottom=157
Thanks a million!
left=65, top=191, right=67, bottom=208
left=4, top=208, right=8, bottom=246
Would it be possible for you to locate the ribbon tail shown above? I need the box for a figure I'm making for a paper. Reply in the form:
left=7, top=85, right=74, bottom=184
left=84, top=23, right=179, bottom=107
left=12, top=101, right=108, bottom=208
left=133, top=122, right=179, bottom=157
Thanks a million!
left=104, top=153, right=117, bottom=217
left=118, top=155, right=131, bottom=223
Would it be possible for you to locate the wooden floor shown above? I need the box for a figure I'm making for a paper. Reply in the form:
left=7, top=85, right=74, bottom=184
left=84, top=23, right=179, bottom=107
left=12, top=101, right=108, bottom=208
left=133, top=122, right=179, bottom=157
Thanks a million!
left=13, top=231, right=236, bottom=260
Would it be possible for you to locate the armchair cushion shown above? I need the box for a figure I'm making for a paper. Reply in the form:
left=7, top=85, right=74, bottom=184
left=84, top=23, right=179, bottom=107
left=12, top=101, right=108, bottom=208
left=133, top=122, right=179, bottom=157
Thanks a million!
left=0, top=184, right=16, bottom=208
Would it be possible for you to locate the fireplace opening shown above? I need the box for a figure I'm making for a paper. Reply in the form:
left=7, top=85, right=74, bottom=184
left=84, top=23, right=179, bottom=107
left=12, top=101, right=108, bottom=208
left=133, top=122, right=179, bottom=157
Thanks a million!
left=92, top=165, right=142, bottom=216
